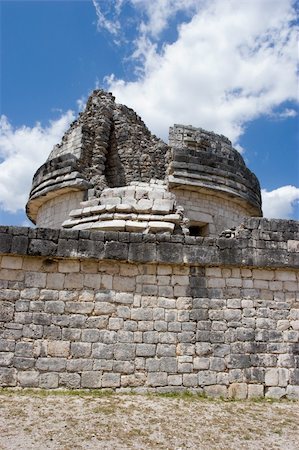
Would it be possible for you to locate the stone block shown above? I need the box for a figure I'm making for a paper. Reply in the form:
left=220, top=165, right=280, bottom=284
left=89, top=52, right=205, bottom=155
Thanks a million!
left=44, top=301, right=65, bottom=314
left=0, top=367, right=17, bottom=386
left=265, top=387, right=286, bottom=399
left=204, top=385, right=228, bottom=398
left=65, top=302, right=94, bottom=314
left=18, top=370, right=39, bottom=387
left=0, top=301, right=14, bottom=322
left=40, top=373, right=59, bottom=389
left=0, top=289, right=20, bottom=301
left=81, top=371, right=101, bottom=388
left=228, top=383, right=248, bottom=399
left=23, top=324, right=44, bottom=339
left=92, top=343, right=114, bottom=359
left=13, top=357, right=35, bottom=369
left=81, top=329, right=100, bottom=342
left=58, top=260, right=80, bottom=273
left=247, top=384, right=264, bottom=399
left=115, top=293, right=134, bottom=304
left=98, top=330, right=117, bottom=344
left=25, top=272, right=47, bottom=288
left=1, top=256, right=23, bottom=269
left=198, top=371, right=217, bottom=386
left=71, top=342, right=91, bottom=358
left=0, top=352, right=14, bottom=366
left=0, top=339, right=15, bottom=352
left=59, top=373, right=81, bottom=389
left=94, top=301, right=115, bottom=316
left=136, top=344, right=156, bottom=357
left=61, top=328, right=81, bottom=341
left=129, top=243, right=156, bottom=263
left=102, top=373, right=120, bottom=388
left=47, top=341, right=70, bottom=357
left=286, top=385, right=299, bottom=400
left=36, top=357, right=66, bottom=372
left=147, top=372, right=168, bottom=387
left=105, top=241, right=128, bottom=260
left=66, top=359, right=93, bottom=372
left=168, top=374, right=182, bottom=386
left=114, top=343, right=136, bottom=360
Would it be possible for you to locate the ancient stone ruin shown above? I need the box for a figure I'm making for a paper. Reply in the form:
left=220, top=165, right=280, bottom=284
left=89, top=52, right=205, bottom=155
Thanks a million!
left=26, top=90, right=261, bottom=235
left=0, top=90, right=298, bottom=399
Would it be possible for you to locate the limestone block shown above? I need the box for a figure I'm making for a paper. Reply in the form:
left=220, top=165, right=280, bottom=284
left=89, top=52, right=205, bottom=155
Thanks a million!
left=0, top=301, right=14, bottom=322
left=116, top=204, right=134, bottom=212
left=125, top=221, right=148, bottom=232
left=66, top=359, right=93, bottom=372
left=205, top=385, right=228, bottom=398
left=136, top=344, right=156, bottom=357
left=1, top=256, right=23, bottom=269
left=148, top=221, right=175, bottom=233
left=135, top=199, right=153, bottom=213
left=286, top=385, right=299, bottom=400
left=71, top=342, right=91, bottom=358
left=58, top=260, right=80, bottom=273
left=47, top=341, right=70, bottom=357
left=25, top=272, right=46, bottom=288
left=115, top=293, right=134, bottom=304
left=91, top=220, right=126, bottom=231
left=81, top=329, right=100, bottom=343
left=265, top=368, right=279, bottom=386
left=44, top=301, right=65, bottom=314
left=81, top=371, right=101, bottom=388
left=18, top=371, right=39, bottom=388
left=92, top=343, right=114, bottom=359
left=108, top=317, right=124, bottom=330
left=102, top=373, right=120, bottom=388
left=94, top=301, right=115, bottom=315
left=147, top=372, right=168, bottom=387
left=0, top=339, right=15, bottom=352
left=152, top=200, right=174, bottom=214
left=40, top=373, right=59, bottom=389
left=0, top=352, right=14, bottom=366
left=266, top=387, right=286, bottom=399
left=58, top=373, right=80, bottom=388
left=247, top=384, right=264, bottom=399
left=65, top=302, right=94, bottom=314
left=228, top=383, right=248, bottom=399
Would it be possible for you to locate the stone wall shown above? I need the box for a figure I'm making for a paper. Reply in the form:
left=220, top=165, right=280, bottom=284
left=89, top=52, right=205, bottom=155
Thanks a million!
left=172, top=189, right=251, bottom=236
left=0, top=218, right=298, bottom=398
left=36, top=191, right=84, bottom=229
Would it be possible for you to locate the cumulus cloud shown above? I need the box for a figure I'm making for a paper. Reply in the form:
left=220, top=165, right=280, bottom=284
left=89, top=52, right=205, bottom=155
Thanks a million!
left=94, top=0, right=298, bottom=143
left=0, top=112, right=75, bottom=213
left=262, top=186, right=299, bottom=219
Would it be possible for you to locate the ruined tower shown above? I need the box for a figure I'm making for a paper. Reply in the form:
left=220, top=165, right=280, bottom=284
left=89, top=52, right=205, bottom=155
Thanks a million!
left=26, top=90, right=262, bottom=236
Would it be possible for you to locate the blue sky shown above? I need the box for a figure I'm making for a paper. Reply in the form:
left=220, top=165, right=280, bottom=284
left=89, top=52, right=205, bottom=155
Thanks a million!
left=0, top=0, right=298, bottom=226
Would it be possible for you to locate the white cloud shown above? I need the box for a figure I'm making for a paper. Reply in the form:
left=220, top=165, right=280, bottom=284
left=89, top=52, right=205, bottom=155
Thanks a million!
left=262, top=186, right=299, bottom=219
left=97, top=0, right=298, bottom=143
left=92, top=0, right=121, bottom=36
left=0, top=112, right=75, bottom=213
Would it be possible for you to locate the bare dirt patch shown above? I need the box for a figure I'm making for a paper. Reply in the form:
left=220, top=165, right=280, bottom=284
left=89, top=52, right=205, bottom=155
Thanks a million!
left=0, top=389, right=298, bottom=449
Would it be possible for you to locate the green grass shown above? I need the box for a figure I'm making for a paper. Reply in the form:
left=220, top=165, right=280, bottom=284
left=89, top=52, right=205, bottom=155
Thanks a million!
left=0, top=387, right=296, bottom=403
left=0, top=387, right=114, bottom=398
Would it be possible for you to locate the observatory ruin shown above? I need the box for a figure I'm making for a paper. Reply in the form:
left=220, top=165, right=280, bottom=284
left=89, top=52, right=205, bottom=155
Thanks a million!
left=0, top=90, right=298, bottom=399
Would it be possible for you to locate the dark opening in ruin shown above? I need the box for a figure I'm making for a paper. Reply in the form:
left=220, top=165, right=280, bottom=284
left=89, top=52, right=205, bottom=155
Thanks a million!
left=189, top=223, right=209, bottom=237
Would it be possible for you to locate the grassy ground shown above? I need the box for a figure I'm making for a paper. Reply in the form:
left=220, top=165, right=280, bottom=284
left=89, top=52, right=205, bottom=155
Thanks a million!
left=0, top=388, right=298, bottom=449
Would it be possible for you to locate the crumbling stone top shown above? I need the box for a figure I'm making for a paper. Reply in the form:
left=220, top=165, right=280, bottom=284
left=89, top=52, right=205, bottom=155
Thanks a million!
left=26, top=89, right=262, bottom=229
left=168, top=125, right=261, bottom=215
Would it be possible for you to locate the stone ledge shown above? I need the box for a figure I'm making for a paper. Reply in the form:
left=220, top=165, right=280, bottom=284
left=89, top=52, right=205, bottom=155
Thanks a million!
left=0, top=218, right=298, bottom=269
